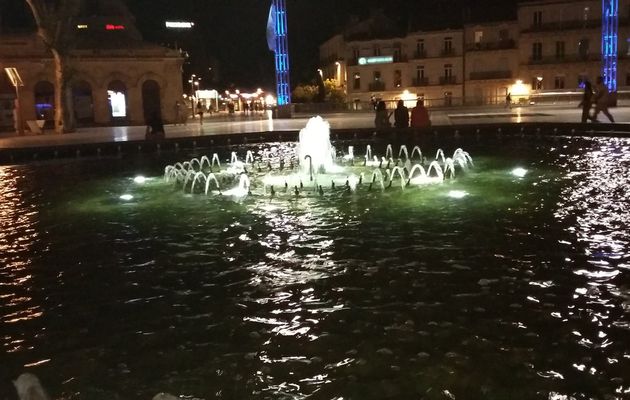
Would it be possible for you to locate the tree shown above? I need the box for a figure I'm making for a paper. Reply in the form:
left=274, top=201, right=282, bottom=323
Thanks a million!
left=324, top=79, right=346, bottom=104
left=24, top=0, right=82, bottom=133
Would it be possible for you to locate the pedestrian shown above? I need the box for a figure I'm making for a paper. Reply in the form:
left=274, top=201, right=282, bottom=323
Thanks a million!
left=591, top=76, right=615, bottom=123
left=374, top=100, right=392, bottom=129
left=393, top=99, right=409, bottom=128
left=410, top=99, right=431, bottom=128
left=505, top=92, right=512, bottom=109
left=196, top=100, right=204, bottom=125
left=174, top=101, right=182, bottom=125
left=370, top=95, right=377, bottom=110
left=145, top=111, right=165, bottom=141
left=578, top=81, right=593, bottom=123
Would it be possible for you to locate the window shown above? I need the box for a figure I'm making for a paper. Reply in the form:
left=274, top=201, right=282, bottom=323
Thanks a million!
left=373, top=46, right=381, bottom=56
left=444, top=64, right=453, bottom=78
left=373, top=71, right=381, bottom=81
left=532, top=42, right=543, bottom=60
left=532, top=76, right=543, bottom=90
left=416, top=65, right=425, bottom=80
left=394, top=70, right=402, bottom=87
left=353, top=73, right=361, bottom=90
left=578, top=38, right=589, bottom=59
left=474, top=31, right=483, bottom=44
left=416, top=39, right=425, bottom=57
left=533, top=10, right=543, bottom=27
left=583, top=6, right=590, bottom=21
left=556, top=41, right=565, bottom=59
left=393, top=44, right=401, bottom=62
left=444, top=37, right=453, bottom=55
left=499, top=29, right=509, bottom=41
left=626, top=73, right=630, bottom=86
left=554, top=76, right=565, bottom=89
left=352, top=48, right=359, bottom=61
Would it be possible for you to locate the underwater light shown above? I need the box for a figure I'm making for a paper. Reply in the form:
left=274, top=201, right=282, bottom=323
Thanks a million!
left=133, top=176, right=147, bottom=184
left=448, top=190, right=468, bottom=199
left=119, top=194, right=134, bottom=201
left=512, top=167, right=528, bottom=178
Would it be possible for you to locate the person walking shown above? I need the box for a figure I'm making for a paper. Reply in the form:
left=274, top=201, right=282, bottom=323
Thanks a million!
left=591, top=76, right=615, bottom=123
left=579, top=81, right=594, bottom=123
left=196, top=100, right=204, bottom=125
left=505, top=92, right=512, bottom=109
left=410, top=99, right=431, bottom=128
left=374, top=100, right=392, bottom=129
left=393, top=100, right=409, bottom=128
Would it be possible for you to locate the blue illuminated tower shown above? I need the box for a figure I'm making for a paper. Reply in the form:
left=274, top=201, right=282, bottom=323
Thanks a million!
left=602, top=0, right=618, bottom=92
left=267, top=0, right=291, bottom=106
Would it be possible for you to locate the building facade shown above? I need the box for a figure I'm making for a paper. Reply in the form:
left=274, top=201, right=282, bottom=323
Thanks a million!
left=319, top=0, right=630, bottom=107
left=0, top=0, right=184, bottom=130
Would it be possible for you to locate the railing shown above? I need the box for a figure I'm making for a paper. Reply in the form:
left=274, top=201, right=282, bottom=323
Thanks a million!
left=412, top=50, right=427, bottom=59
left=523, top=19, right=601, bottom=32
left=368, top=81, right=386, bottom=91
left=469, top=70, right=512, bottom=80
left=465, top=39, right=516, bottom=52
left=411, top=77, right=430, bottom=86
left=439, top=76, right=458, bottom=85
left=440, top=48, right=456, bottom=57
left=528, top=54, right=601, bottom=64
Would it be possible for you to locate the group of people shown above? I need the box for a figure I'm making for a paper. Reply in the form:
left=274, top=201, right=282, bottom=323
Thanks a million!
left=374, top=99, right=431, bottom=129
left=580, top=76, right=615, bottom=123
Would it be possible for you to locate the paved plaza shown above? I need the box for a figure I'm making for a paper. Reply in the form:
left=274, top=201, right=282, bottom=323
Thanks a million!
left=1, top=104, right=629, bottom=149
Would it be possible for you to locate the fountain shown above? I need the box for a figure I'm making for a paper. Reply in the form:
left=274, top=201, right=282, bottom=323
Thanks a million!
left=163, top=116, right=474, bottom=198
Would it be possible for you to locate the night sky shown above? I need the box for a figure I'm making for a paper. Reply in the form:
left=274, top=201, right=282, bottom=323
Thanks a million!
left=0, top=0, right=517, bottom=90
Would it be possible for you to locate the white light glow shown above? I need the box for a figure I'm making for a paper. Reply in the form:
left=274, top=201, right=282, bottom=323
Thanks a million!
left=448, top=190, right=468, bottom=199
left=512, top=167, right=528, bottom=178
left=133, top=176, right=146, bottom=184
left=265, top=94, right=276, bottom=106
left=119, top=194, right=134, bottom=201
left=108, top=90, right=127, bottom=118
left=165, top=21, right=194, bottom=29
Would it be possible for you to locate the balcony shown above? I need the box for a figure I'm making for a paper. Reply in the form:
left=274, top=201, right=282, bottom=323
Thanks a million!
left=523, top=19, right=601, bottom=33
left=439, top=76, right=457, bottom=85
left=441, top=48, right=457, bottom=57
left=469, top=70, right=512, bottom=80
left=528, top=54, right=601, bottom=65
left=411, top=77, right=429, bottom=86
left=465, top=39, right=516, bottom=52
left=393, top=54, right=408, bottom=63
left=412, top=50, right=427, bottom=59
left=368, top=81, right=386, bottom=91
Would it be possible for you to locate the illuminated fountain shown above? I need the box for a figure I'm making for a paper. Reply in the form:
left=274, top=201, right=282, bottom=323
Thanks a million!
left=163, top=116, right=474, bottom=198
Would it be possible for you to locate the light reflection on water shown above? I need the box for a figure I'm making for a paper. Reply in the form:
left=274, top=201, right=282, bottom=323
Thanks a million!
left=0, top=166, right=43, bottom=357
left=0, top=138, right=629, bottom=399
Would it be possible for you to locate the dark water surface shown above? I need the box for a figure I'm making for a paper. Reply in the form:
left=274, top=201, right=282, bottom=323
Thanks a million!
left=1, top=137, right=629, bottom=400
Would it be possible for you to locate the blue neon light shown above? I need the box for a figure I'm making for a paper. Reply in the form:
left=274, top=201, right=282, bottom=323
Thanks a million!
left=270, top=0, right=291, bottom=106
left=602, top=0, right=618, bottom=92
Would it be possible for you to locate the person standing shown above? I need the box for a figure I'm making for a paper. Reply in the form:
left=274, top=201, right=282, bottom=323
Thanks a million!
left=145, top=111, right=165, bottom=140
left=410, top=99, right=431, bottom=128
left=505, top=92, right=512, bottom=109
left=591, top=76, right=615, bottom=123
left=374, top=100, right=392, bottom=129
left=393, top=100, right=409, bottom=128
left=196, top=100, right=204, bottom=125
left=174, top=101, right=182, bottom=125
left=579, top=81, right=593, bottom=123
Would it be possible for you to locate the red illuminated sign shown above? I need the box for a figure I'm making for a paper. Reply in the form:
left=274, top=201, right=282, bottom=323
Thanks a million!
left=105, top=24, right=125, bottom=31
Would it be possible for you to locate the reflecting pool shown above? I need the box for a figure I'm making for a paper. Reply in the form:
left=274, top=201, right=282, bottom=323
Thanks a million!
left=1, top=135, right=629, bottom=399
